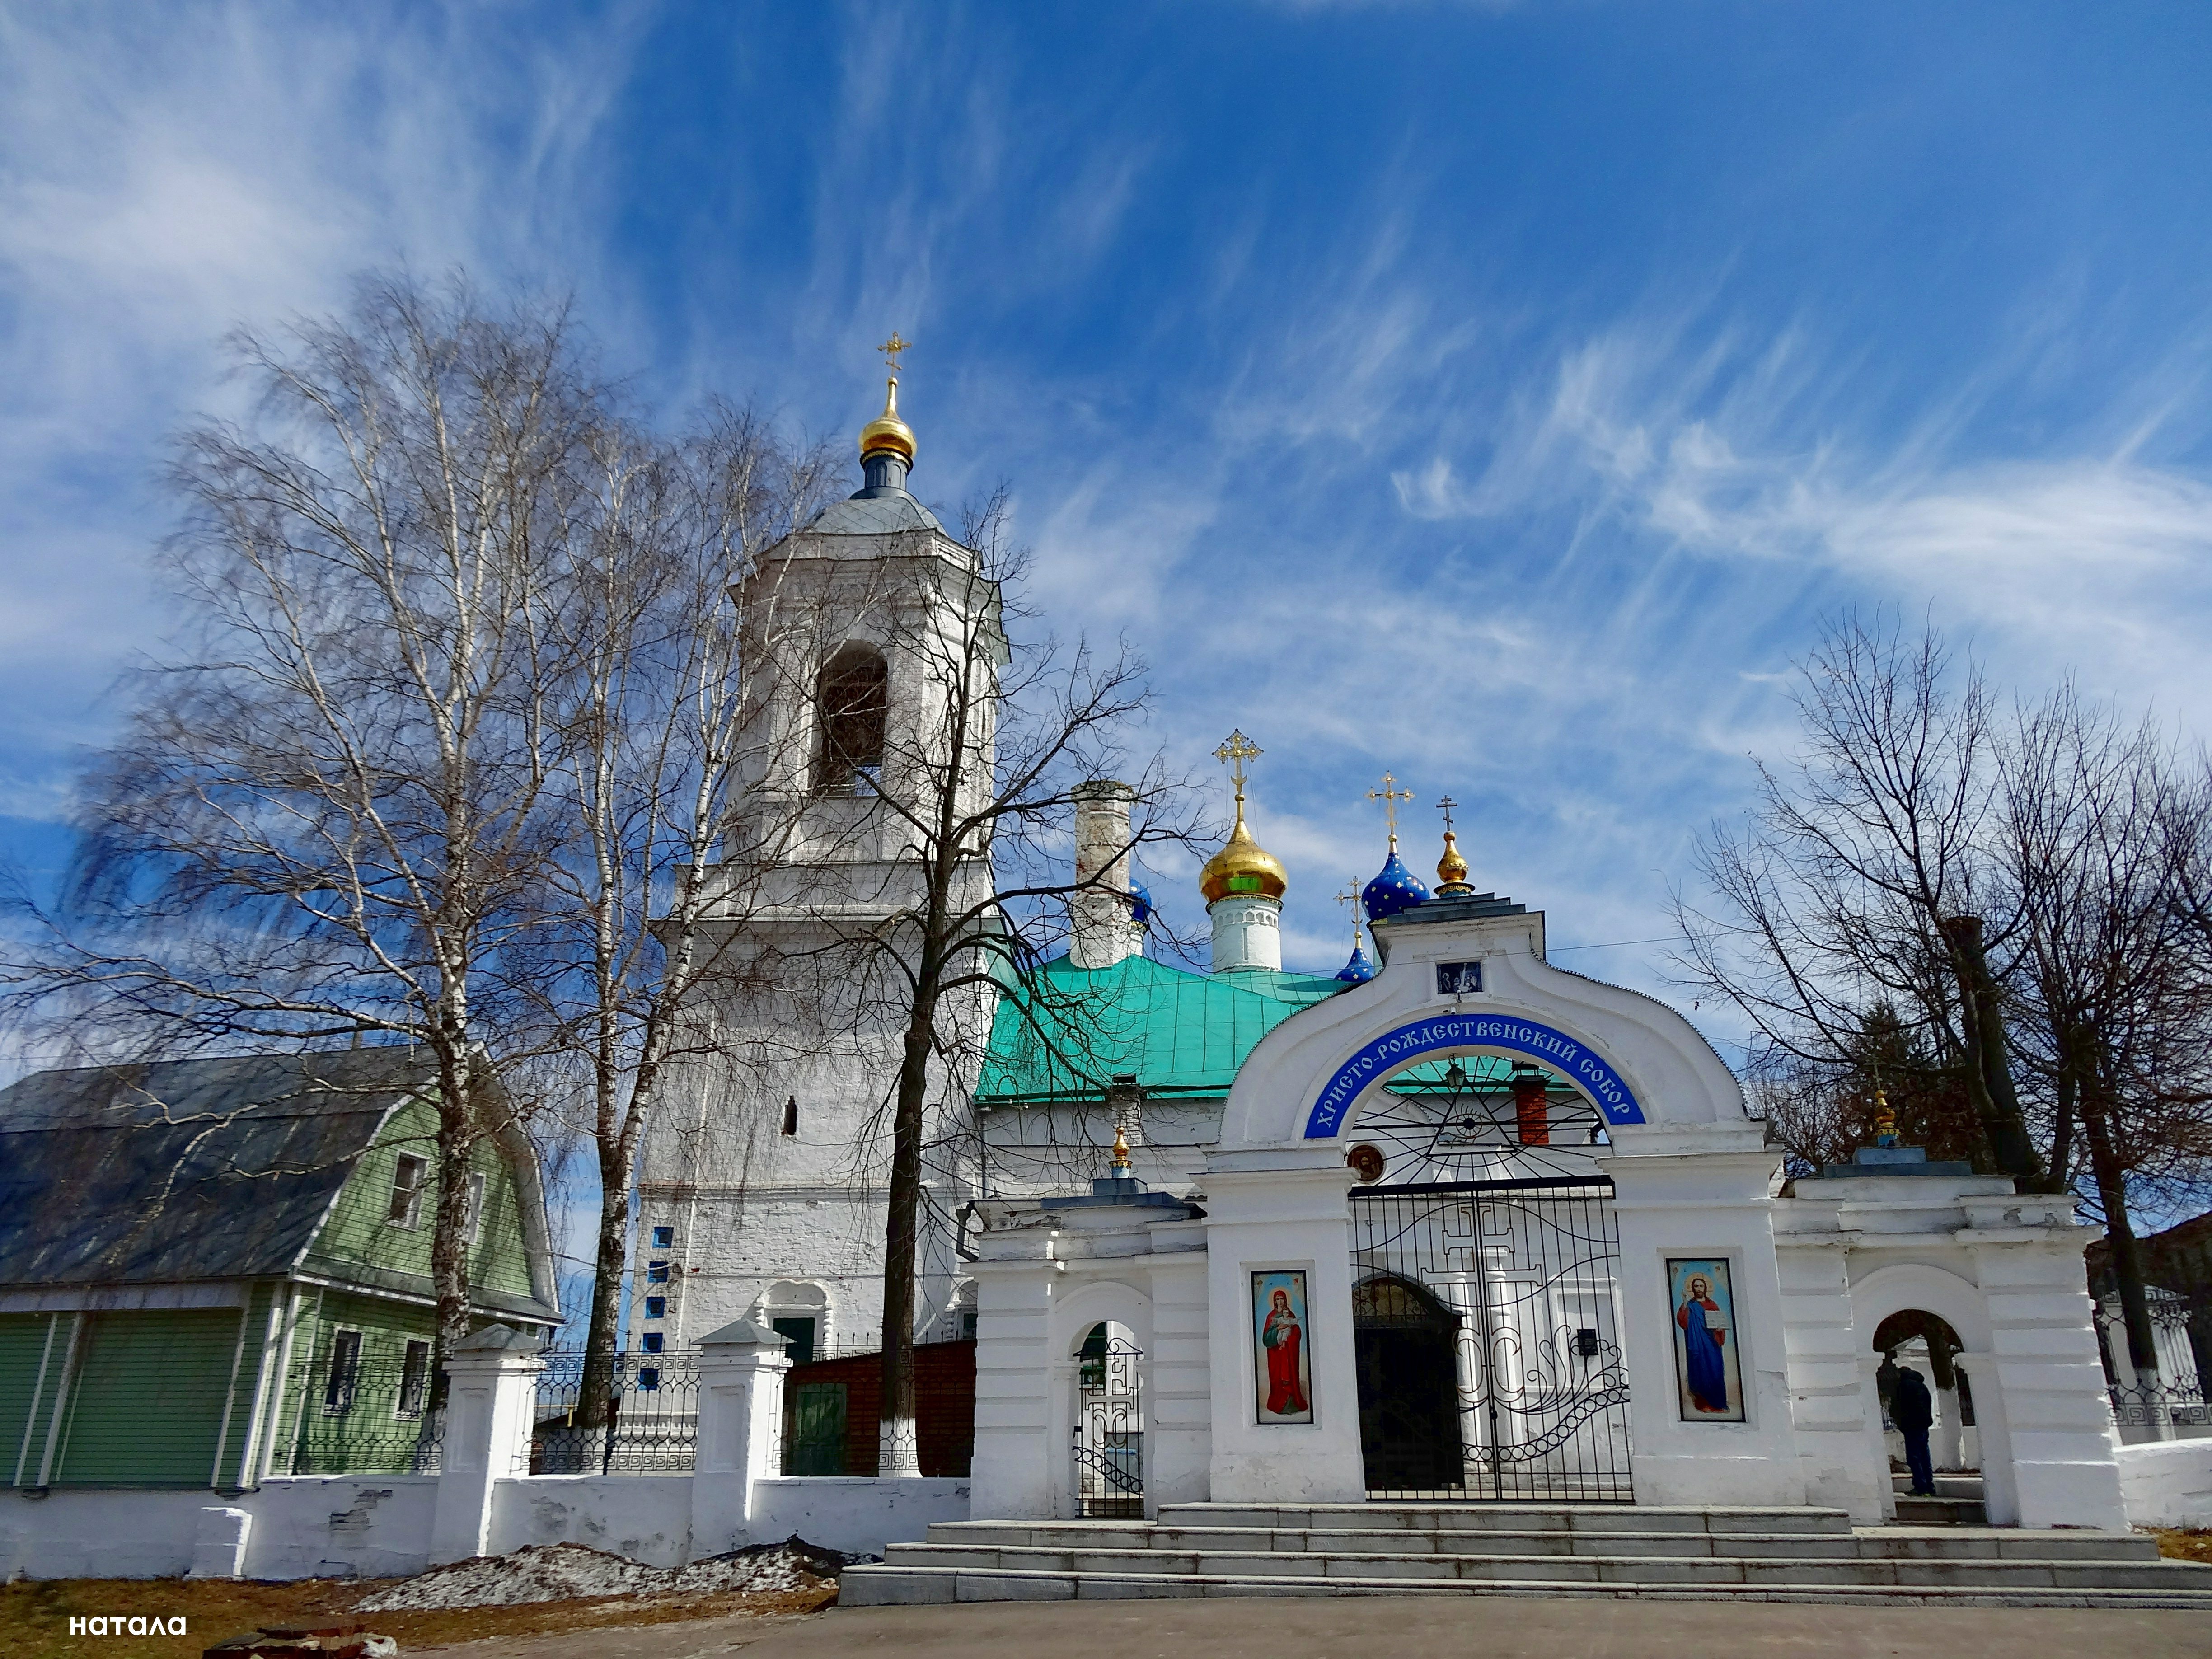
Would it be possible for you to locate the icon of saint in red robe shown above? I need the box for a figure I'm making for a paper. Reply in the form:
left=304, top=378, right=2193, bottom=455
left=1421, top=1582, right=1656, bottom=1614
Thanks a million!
left=1261, top=1288, right=1308, bottom=1415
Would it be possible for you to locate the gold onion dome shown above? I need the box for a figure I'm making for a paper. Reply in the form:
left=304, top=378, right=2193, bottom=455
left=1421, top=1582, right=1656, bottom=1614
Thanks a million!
left=1436, top=827, right=1472, bottom=895
left=1200, top=797, right=1288, bottom=904
left=858, top=375, right=916, bottom=465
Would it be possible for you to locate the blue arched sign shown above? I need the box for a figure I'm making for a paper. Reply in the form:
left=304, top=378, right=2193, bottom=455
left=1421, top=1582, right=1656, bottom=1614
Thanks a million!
left=1304, top=1013, right=1646, bottom=1139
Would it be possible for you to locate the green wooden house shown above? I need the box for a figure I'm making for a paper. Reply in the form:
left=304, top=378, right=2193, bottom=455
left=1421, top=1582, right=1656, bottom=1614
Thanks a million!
left=0, top=1049, right=560, bottom=1490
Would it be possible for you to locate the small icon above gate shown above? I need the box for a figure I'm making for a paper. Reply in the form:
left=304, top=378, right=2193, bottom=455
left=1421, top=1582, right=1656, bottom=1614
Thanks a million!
left=1435, top=961, right=1482, bottom=994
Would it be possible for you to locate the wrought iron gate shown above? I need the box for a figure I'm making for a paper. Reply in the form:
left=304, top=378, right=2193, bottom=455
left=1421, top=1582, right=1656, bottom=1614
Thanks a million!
left=1071, top=1329, right=1143, bottom=1518
left=1350, top=1176, right=1631, bottom=1501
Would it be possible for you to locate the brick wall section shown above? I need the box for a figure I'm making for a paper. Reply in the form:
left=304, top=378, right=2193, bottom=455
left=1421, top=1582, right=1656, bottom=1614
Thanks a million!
left=783, top=1338, right=976, bottom=1477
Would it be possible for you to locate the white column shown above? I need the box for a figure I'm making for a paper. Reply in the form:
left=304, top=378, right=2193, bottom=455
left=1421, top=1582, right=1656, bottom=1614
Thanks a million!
left=1144, top=1244, right=1214, bottom=1510
left=967, top=1250, right=1056, bottom=1519
left=1933, top=1374, right=1965, bottom=1470
left=691, top=1318, right=794, bottom=1560
left=1964, top=1204, right=2129, bottom=1530
left=429, top=1326, right=543, bottom=1565
left=1070, top=780, right=1142, bottom=969
left=1598, top=1128, right=1808, bottom=1509
left=1202, top=1150, right=1366, bottom=1504
left=1776, top=1239, right=1888, bottom=1521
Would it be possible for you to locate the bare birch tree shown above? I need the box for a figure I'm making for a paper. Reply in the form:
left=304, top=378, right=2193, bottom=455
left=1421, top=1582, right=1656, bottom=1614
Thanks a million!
left=5, top=275, right=598, bottom=1366
left=525, top=401, right=840, bottom=1425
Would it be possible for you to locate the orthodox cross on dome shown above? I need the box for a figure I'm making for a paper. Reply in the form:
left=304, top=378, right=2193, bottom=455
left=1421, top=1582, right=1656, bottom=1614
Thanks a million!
left=1214, top=729, right=1262, bottom=805
left=1367, top=772, right=1414, bottom=849
left=878, top=332, right=914, bottom=373
left=1437, top=796, right=1458, bottom=834
left=1335, top=881, right=1366, bottom=946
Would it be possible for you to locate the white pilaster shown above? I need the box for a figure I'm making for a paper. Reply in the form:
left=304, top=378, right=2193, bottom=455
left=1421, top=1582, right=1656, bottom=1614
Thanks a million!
left=1202, top=1149, right=1365, bottom=1504
left=691, top=1318, right=795, bottom=1559
left=429, top=1326, right=543, bottom=1565
left=1598, top=1127, right=1809, bottom=1509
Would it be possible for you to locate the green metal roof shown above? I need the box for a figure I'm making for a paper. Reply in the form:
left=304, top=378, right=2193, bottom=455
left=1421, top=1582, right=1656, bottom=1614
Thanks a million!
left=976, top=953, right=1349, bottom=1106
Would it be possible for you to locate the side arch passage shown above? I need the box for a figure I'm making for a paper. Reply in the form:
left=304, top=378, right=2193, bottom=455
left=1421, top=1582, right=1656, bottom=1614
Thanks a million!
left=1305, top=1013, right=1646, bottom=1139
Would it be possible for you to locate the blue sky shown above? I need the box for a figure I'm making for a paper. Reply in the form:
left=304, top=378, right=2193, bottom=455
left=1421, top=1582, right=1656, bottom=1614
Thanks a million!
left=4, top=0, right=2212, bottom=1073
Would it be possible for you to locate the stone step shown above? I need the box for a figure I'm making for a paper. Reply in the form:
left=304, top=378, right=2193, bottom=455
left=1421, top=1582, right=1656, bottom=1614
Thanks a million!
left=916, top=1521, right=2157, bottom=1563
left=1154, top=1502, right=1856, bottom=1535
left=1891, top=1495, right=1990, bottom=1526
left=841, top=1562, right=2212, bottom=1610
left=876, top=1542, right=2203, bottom=1592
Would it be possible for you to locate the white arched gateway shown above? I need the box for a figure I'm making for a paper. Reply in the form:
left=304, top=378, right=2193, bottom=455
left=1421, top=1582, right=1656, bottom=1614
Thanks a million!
left=968, top=888, right=2129, bottom=1530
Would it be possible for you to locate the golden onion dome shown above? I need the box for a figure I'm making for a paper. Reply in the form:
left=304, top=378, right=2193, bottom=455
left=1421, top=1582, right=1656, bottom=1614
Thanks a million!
left=858, top=375, right=916, bottom=466
left=1436, top=826, right=1472, bottom=895
left=1200, top=797, right=1289, bottom=904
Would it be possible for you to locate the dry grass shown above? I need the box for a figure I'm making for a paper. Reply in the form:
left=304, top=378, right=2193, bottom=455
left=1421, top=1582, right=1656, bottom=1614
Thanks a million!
left=2152, top=1528, right=2212, bottom=1565
left=0, top=1573, right=837, bottom=1659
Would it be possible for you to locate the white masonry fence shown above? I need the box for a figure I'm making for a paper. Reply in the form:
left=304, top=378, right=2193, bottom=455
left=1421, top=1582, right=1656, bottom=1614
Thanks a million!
left=1, top=1320, right=968, bottom=1583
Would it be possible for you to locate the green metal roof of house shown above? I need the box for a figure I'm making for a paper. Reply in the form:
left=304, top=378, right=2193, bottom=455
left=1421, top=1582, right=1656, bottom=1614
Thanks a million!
left=976, top=953, right=1349, bottom=1106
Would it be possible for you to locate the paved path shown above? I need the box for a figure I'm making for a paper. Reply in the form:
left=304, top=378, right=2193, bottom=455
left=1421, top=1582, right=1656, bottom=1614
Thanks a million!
left=416, top=1596, right=2212, bottom=1659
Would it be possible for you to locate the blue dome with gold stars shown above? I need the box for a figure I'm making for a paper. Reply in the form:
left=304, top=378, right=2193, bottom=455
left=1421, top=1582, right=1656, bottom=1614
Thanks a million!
left=1363, top=847, right=1431, bottom=922
left=1334, top=939, right=1376, bottom=983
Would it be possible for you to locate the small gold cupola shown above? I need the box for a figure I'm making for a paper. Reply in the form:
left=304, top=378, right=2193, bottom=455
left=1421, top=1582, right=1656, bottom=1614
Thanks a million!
left=1435, top=795, right=1473, bottom=896
left=859, top=375, right=916, bottom=466
left=858, top=332, right=917, bottom=479
left=1200, top=730, right=1288, bottom=904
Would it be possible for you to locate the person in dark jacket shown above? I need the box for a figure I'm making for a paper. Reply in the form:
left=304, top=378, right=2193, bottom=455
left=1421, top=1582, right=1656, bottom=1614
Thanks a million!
left=1891, top=1365, right=1936, bottom=1496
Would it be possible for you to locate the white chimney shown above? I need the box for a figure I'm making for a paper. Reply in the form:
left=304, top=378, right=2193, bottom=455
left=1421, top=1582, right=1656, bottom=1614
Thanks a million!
left=1069, top=780, right=1141, bottom=970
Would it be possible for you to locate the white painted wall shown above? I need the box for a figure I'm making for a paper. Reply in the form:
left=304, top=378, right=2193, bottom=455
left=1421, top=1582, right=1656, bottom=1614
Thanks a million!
left=749, top=1477, right=968, bottom=1557
left=2116, top=1439, right=2212, bottom=1528
left=0, top=1478, right=439, bottom=1582
left=487, top=1475, right=694, bottom=1568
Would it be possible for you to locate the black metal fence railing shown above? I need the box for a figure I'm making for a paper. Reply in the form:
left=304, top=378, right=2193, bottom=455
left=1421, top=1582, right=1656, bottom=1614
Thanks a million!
left=277, top=1359, right=446, bottom=1475
left=2109, top=1379, right=2211, bottom=1429
left=530, top=1350, right=700, bottom=1474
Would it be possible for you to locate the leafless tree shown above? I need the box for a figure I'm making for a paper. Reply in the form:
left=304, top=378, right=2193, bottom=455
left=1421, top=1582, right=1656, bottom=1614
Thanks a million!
left=787, top=485, right=1212, bottom=1473
left=5, top=275, right=601, bottom=1367
left=523, top=401, right=840, bottom=1424
left=1996, top=685, right=2212, bottom=1383
left=1674, top=613, right=2043, bottom=1183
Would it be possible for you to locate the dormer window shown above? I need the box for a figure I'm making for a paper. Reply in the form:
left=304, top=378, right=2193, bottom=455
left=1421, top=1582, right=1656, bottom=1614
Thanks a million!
left=387, top=1153, right=427, bottom=1228
left=816, top=645, right=887, bottom=796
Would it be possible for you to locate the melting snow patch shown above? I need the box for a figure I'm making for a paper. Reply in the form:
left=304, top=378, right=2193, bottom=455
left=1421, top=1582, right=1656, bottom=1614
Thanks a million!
left=357, top=1538, right=871, bottom=1612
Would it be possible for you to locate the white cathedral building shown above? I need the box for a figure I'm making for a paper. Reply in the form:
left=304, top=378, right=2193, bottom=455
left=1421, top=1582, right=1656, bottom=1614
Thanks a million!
left=625, top=367, right=2138, bottom=1542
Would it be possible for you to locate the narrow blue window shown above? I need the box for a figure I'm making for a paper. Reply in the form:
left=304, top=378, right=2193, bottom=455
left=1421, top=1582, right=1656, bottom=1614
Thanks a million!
left=638, top=1367, right=661, bottom=1390
left=651, top=1225, right=674, bottom=1248
left=645, top=1296, right=665, bottom=1319
left=642, top=1331, right=664, bottom=1353
left=647, top=1260, right=669, bottom=1283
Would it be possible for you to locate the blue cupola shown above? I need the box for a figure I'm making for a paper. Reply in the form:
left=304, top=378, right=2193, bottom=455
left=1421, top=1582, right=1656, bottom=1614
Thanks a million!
left=1362, top=846, right=1431, bottom=921
left=1335, top=939, right=1377, bottom=983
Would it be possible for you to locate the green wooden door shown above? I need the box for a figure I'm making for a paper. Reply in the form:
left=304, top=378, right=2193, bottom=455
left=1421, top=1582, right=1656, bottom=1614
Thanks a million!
left=786, top=1382, right=847, bottom=1476
left=56, top=1310, right=242, bottom=1486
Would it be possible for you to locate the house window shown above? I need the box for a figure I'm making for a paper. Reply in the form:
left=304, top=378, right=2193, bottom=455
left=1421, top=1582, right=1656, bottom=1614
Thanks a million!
left=781, top=1095, right=799, bottom=1137
left=647, top=1261, right=670, bottom=1284
left=395, top=1340, right=432, bottom=1418
left=323, top=1330, right=363, bottom=1415
left=816, top=645, right=887, bottom=795
left=637, top=1367, right=661, bottom=1391
left=463, top=1172, right=487, bottom=1245
left=387, top=1154, right=427, bottom=1228
left=642, top=1332, right=664, bottom=1353
left=645, top=1296, right=665, bottom=1320
left=651, top=1225, right=675, bottom=1248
